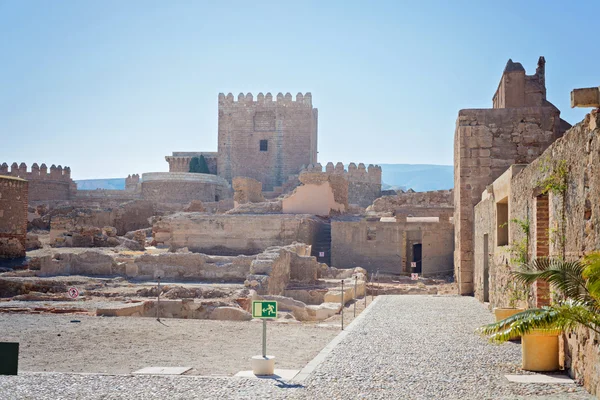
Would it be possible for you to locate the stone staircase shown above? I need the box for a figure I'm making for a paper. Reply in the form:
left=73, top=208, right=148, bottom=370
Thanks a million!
left=312, top=222, right=332, bottom=266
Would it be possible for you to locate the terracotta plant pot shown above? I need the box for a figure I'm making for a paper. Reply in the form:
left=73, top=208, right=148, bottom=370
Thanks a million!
left=493, top=307, right=526, bottom=322
left=493, top=307, right=526, bottom=341
left=522, top=329, right=561, bottom=372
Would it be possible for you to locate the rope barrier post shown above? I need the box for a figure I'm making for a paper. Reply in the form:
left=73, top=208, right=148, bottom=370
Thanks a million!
left=354, top=275, right=357, bottom=318
left=156, top=276, right=161, bottom=322
left=341, top=279, right=344, bottom=331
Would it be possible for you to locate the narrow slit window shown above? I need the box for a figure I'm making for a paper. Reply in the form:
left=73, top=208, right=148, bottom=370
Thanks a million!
left=260, top=140, right=268, bottom=151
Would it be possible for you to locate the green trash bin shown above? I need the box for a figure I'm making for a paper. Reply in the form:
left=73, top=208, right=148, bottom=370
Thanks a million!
left=0, top=342, right=19, bottom=375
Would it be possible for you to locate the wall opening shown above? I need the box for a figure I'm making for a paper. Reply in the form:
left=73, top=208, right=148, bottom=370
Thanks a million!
left=496, top=198, right=509, bottom=246
left=259, top=140, right=268, bottom=152
left=483, top=233, right=490, bottom=302
left=412, top=244, right=422, bottom=273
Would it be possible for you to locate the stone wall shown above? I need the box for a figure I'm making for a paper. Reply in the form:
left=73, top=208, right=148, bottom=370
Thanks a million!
left=49, top=200, right=155, bottom=244
left=217, top=92, right=318, bottom=191
left=152, top=212, right=323, bottom=255
left=331, top=215, right=454, bottom=275
left=1, top=162, right=75, bottom=201
left=141, top=172, right=230, bottom=203
left=0, top=176, right=28, bottom=258
left=492, top=57, right=547, bottom=109
left=369, top=189, right=453, bottom=212
left=472, top=110, right=600, bottom=395
left=454, top=57, right=570, bottom=295
left=165, top=152, right=218, bottom=174
left=282, top=171, right=348, bottom=216
left=232, top=176, right=265, bottom=206
left=303, top=162, right=382, bottom=207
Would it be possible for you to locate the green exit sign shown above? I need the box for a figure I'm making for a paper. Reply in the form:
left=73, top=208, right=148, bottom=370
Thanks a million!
left=252, top=301, right=278, bottom=319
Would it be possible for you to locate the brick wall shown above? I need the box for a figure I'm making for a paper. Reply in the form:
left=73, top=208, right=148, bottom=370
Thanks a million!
left=141, top=172, right=230, bottom=204
left=217, top=92, right=318, bottom=191
left=0, top=176, right=28, bottom=258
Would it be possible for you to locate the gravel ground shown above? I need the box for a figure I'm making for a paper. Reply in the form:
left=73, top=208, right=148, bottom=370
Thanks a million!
left=0, top=295, right=594, bottom=399
left=0, top=314, right=338, bottom=375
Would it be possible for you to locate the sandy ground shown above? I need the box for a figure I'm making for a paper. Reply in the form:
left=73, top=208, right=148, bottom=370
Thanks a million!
left=0, top=314, right=340, bottom=376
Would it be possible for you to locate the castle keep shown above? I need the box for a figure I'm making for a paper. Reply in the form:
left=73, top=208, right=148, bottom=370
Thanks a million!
left=166, top=92, right=319, bottom=192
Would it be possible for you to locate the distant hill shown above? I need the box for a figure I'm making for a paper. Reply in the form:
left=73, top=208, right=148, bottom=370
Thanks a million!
left=379, top=164, right=453, bottom=192
left=75, top=178, right=125, bottom=190
left=74, top=164, right=454, bottom=193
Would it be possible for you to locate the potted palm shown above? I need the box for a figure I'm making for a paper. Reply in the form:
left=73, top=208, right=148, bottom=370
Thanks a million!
left=478, top=256, right=600, bottom=372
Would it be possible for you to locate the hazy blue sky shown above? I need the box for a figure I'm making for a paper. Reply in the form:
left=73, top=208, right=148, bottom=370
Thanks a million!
left=0, top=1, right=597, bottom=179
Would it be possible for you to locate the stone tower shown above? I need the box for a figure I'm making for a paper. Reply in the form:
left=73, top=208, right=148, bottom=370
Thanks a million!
left=217, top=92, right=318, bottom=191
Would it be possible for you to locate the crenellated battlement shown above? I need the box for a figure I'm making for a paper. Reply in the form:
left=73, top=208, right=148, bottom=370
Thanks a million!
left=1, top=162, right=72, bottom=181
left=218, top=92, right=313, bottom=107
left=301, top=162, right=382, bottom=184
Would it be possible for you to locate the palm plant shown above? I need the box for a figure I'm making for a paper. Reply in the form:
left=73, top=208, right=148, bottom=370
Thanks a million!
left=477, top=255, right=600, bottom=342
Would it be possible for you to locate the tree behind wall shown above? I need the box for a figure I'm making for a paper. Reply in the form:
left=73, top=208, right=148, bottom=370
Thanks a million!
left=189, top=156, right=210, bottom=174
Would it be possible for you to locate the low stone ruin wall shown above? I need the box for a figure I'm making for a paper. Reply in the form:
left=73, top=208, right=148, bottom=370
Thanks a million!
left=152, top=212, right=323, bottom=255
left=368, top=190, right=453, bottom=212
left=132, top=253, right=254, bottom=281
left=48, top=200, right=155, bottom=243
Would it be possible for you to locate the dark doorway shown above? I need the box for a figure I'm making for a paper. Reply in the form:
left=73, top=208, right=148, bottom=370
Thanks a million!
left=483, top=234, right=490, bottom=302
left=412, top=244, right=422, bottom=273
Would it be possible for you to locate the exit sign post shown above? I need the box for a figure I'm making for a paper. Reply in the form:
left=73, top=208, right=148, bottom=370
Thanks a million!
left=252, top=301, right=278, bottom=358
left=252, top=301, right=278, bottom=319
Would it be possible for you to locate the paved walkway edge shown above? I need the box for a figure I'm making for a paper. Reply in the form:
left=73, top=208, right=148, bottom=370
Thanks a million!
left=292, top=296, right=382, bottom=382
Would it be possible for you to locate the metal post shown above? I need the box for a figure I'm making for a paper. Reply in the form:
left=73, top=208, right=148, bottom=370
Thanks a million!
left=354, top=275, right=357, bottom=318
left=156, top=276, right=161, bottom=321
left=341, top=279, right=344, bottom=331
left=262, top=319, right=267, bottom=357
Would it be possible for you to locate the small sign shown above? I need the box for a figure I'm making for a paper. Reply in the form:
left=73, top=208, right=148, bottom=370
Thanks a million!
left=319, top=251, right=325, bottom=257
left=411, top=273, right=419, bottom=281
left=411, top=262, right=416, bottom=269
left=252, top=301, right=277, bottom=319
left=68, top=287, right=79, bottom=299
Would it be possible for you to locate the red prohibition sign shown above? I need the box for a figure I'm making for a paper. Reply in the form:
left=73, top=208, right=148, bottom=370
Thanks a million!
left=68, top=287, right=79, bottom=299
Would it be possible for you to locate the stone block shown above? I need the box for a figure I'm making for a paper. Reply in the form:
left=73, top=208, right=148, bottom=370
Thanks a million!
left=571, top=87, right=600, bottom=108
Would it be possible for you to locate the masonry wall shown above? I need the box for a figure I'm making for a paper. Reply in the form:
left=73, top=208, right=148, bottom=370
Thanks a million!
left=1, top=163, right=75, bottom=201
left=0, top=176, right=28, bottom=258
left=331, top=219, right=403, bottom=274
left=217, top=92, right=318, bottom=191
left=454, top=106, right=566, bottom=294
left=152, top=213, right=323, bottom=255
left=473, top=110, right=600, bottom=394
left=166, top=152, right=218, bottom=174
left=141, top=172, right=230, bottom=204
left=369, top=189, right=453, bottom=215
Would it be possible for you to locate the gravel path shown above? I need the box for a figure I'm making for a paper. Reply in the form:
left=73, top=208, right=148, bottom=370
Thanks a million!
left=0, top=295, right=593, bottom=399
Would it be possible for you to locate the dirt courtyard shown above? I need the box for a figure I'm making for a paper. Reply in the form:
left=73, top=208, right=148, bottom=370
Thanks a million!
left=0, top=314, right=341, bottom=376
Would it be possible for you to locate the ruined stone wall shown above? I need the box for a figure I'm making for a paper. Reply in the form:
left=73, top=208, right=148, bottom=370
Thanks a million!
left=282, top=171, right=348, bottom=216
left=232, top=176, right=265, bottom=206
left=141, top=172, right=230, bottom=203
left=166, top=152, right=218, bottom=174
left=422, top=225, right=454, bottom=276
left=454, top=106, right=566, bottom=295
left=369, top=189, right=453, bottom=212
left=1, top=162, right=75, bottom=201
left=492, top=57, right=546, bottom=109
left=0, top=176, right=28, bottom=258
left=49, top=200, right=155, bottom=243
left=303, top=161, right=382, bottom=207
left=152, top=212, right=323, bottom=255
left=217, top=92, right=318, bottom=191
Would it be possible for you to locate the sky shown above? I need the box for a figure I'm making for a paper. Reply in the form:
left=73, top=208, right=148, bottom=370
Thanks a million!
left=0, top=1, right=598, bottom=180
